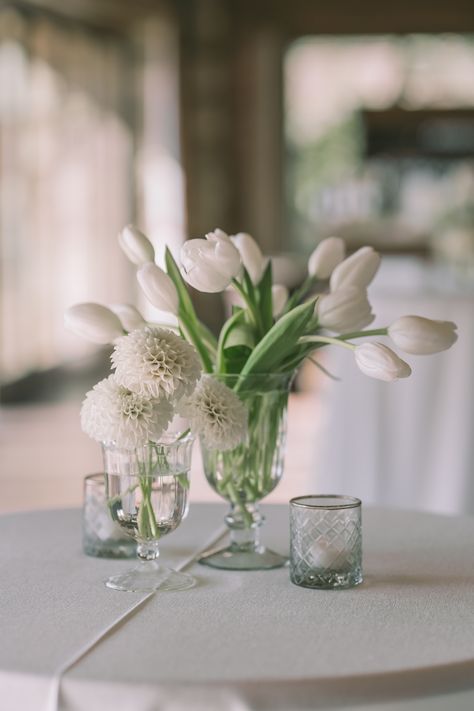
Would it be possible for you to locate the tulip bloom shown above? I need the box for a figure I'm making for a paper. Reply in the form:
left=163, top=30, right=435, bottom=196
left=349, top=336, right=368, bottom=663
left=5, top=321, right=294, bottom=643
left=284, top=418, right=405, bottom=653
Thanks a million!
left=230, top=232, right=267, bottom=284
left=330, top=246, right=380, bottom=292
left=65, top=303, right=124, bottom=344
left=137, top=263, right=179, bottom=314
left=180, top=229, right=241, bottom=293
left=308, top=236, right=345, bottom=279
left=317, top=287, right=374, bottom=333
left=354, top=342, right=411, bottom=382
left=118, top=225, right=155, bottom=266
left=272, top=284, right=289, bottom=318
left=110, top=304, right=146, bottom=332
left=388, top=316, right=458, bottom=355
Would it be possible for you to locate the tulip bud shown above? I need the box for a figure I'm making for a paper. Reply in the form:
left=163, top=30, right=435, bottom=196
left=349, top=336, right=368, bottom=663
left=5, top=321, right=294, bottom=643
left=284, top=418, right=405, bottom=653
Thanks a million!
left=388, top=316, right=458, bottom=355
left=181, top=229, right=242, bottom=293
left=272, top=284, right=289, bottom=318
left=317, top=287, right=374, bottom=333
left=137, top=263, right=179, bottom=315
left=110, top=304, right=146, bottom=332
left=308, top=236, right=345, bottom=279
left=118, top=224, right=155, bottom=266
left=330, top=246, right=381, bottom=292
left=354, top=342, right=411, bottom=382
left=230, top=232, right=267, bottom=284
left=65, top=303, right=124, bottom=344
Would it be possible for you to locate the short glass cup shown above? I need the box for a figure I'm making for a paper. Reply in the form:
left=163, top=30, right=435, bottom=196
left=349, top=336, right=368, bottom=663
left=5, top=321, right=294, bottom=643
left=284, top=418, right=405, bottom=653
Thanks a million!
left=82, top=473, right=136, bottom=558
left=290, top=495, right=363, bottom=589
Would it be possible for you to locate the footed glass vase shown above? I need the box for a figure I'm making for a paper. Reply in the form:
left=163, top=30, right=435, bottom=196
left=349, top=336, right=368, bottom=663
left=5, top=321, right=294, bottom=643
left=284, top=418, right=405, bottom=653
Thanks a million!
left=199, top=372, right=293, bottom=570
left=102, top=434, right=194, bottom=592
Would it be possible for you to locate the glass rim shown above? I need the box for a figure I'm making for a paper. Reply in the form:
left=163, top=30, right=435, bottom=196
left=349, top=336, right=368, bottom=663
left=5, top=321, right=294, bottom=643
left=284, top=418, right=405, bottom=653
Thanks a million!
left=84, top=472, right=106, bottom=483
left=290, top=494, right=361, bottom=510
left=102, top=433, right=195, bottom=452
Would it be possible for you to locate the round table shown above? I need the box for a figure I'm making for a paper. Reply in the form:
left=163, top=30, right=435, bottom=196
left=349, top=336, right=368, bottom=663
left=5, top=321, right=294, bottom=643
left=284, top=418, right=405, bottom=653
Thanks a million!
left=2, top=503, right=474, bottom=711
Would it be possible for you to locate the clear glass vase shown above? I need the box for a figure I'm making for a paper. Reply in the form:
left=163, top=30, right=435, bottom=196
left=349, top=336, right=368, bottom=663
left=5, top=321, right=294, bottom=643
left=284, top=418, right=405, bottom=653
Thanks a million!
left=199, top=372, right=294, bottom=570
left=102, top=434, right=195, bottom=592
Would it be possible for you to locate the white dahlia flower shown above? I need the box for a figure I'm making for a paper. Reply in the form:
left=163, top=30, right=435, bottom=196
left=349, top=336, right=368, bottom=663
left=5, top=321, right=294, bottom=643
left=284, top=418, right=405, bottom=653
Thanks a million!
left=181, top=375, right=248, bottom=451
left=80, top=375, right=172, bottom=448
left=112, top=327, right=201, bottom=401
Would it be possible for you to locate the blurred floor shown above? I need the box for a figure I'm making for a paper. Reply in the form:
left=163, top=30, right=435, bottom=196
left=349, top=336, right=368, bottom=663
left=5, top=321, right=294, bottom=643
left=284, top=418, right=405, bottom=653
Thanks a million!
left=0, top=393, right=320, bottom=513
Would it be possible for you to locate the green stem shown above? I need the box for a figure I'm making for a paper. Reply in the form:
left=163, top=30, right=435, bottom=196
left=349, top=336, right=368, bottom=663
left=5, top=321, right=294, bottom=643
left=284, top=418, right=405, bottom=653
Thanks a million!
left=231, top=279, right=263, bottom=336
left=299, top=335, right=356, bottom=350
left=337, top=327, right=388, bottom=341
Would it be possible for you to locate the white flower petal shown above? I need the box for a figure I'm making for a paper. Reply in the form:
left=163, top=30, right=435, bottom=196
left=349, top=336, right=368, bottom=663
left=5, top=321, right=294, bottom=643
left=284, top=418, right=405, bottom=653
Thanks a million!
left=354, top=342, right=411, bottom=382
left=81, top=375, right=172, bottom=448
left=308, top=237, right=345, bottom=279
left=112, top=327, right=201, bottom=401
left=181, top=375, right=247, bottom=450
left=388, top=316, right=458, bottom=355
left=65, top=303, right=124, bottom=344
left=118, top=225, right=155, bottom=266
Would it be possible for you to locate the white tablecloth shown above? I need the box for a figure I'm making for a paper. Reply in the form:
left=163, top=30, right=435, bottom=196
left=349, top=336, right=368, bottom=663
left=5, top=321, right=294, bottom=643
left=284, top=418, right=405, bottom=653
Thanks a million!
left=315, top=258, right=474, bottom=515
left=2, top=503, right=474, bottom=710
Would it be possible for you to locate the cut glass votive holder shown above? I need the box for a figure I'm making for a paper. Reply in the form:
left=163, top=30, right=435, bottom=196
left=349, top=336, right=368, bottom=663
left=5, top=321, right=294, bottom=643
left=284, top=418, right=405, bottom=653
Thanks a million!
left=290, top=495, right=363, bottom=589
left=82, top=473, right=136, bottom=558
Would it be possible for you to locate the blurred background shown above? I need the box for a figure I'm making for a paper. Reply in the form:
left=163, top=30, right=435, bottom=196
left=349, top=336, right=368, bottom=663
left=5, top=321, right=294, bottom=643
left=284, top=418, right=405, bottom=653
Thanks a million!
left=1, top=0, right=473, bottom=513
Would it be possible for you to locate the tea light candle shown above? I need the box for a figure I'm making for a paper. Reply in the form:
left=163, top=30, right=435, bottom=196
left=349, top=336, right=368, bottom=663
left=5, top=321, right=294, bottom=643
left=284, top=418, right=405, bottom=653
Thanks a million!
left=308, top=538, right=344, bottom=570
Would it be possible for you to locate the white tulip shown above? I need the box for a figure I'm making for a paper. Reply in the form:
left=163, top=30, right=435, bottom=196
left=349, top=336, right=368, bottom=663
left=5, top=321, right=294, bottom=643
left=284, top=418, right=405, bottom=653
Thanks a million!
left=354, top=342, right=411, bottom=382
left=65, top=303, right=124, bottom=344
left=137, top=263, right=179, bottom=315
left=272, top=285, right=289, bottom=318
left=180, top=228, right=241, bottom=293
left=317, top=286, right=374, bottom=333
left=230, top=232, right=267, bottom=284
left=330, top=246, right=381, bottom=292
left=388, top=316, right=458, bottom=355
left=110, top=304, right=146, bottom=332
left=118, top=224, right=155, bottom=266
left=308, top=236, right=345, bottom=279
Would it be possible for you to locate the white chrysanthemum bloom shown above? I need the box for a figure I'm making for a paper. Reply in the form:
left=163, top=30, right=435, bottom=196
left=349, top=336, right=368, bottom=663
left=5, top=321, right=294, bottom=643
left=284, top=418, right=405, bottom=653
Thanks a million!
left=112, top=327, right=201, bottom=401
left=181, top=375, right=248, bottom=451
left=80, top=375, right=172, bottom=448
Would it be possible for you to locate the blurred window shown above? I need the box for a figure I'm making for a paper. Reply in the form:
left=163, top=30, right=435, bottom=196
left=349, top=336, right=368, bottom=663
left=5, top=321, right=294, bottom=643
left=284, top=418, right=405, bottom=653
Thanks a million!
left=0, top=8, right=134, bottom=383
left=284, top=35, right=474, bottom=262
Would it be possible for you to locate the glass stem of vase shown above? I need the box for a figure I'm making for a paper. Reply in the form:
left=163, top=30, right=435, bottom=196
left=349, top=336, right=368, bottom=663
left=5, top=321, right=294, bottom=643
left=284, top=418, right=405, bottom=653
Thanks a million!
left=225, top=503, right=264, bottom=552
left=137, top=541, right=160, bottom=561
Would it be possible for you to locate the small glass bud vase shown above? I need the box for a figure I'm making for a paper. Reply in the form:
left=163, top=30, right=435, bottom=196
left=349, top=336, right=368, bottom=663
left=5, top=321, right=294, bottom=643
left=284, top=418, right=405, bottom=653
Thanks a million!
left=290, top=495, right=363, bottom=589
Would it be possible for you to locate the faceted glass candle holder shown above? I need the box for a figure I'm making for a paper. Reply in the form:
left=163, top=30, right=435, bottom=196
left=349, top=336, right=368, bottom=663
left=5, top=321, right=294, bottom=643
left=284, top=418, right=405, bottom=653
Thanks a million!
left=290, top=495, right=363, bottom=589
left=82, top=473, right=136, bottom=559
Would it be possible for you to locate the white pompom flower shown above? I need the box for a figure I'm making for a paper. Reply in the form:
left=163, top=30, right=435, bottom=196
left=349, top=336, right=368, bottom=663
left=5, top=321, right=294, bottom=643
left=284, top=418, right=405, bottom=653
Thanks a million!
left=180, top=375, right=248, bottom=451
left=112, top=327, right=201, bottom=401
left=80, top=375, right=173, bottom=448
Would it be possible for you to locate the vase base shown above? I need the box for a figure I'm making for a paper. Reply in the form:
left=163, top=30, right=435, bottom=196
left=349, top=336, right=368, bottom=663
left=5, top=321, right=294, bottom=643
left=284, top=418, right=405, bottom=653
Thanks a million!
left=105, top=562, right=195, bottom=592
left=199, top=545, right=287, bottom=571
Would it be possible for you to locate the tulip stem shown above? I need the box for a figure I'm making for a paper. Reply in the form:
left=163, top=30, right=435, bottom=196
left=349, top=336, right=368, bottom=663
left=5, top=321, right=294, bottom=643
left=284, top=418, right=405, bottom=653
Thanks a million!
left=231, top=279, right=264, bottom=336
left=299, top=335, right=356, bottom=350
left=338, top=327, right=388, bottom=341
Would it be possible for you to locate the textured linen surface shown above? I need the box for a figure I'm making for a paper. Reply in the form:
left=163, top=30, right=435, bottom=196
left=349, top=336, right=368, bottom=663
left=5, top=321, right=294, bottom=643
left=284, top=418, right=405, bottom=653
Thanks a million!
left=1, top=505, right=474, bottom=710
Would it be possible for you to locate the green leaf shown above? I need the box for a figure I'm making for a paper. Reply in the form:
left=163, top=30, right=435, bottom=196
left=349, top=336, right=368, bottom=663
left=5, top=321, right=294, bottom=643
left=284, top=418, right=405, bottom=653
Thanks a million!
left=165, top=247, right=196, bottom=321
left=240, top=298, right=316, bottom=378
left=225, top=321, right=255, bottom=350
left=165, top=247, right=214, bottom=372
left=257, top=260, right=273, bottom=334
left=217, top=309, right=253, bottom=373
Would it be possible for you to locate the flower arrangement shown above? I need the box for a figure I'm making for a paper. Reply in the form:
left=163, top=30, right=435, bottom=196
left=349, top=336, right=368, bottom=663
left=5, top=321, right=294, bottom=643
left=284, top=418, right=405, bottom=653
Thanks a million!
left=67, top=225, right=458, bottom=568
left=66, top=226, right=457, bottom=382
